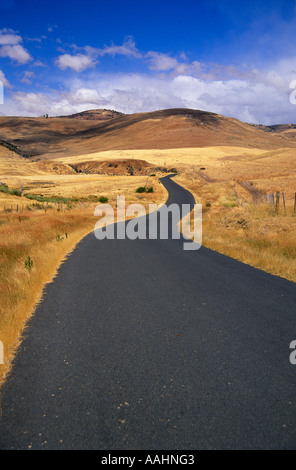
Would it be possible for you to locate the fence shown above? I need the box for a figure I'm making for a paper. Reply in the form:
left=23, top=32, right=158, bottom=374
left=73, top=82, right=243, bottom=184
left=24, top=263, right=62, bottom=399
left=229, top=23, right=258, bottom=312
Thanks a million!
left=266, top=191, right=296, bottom=214
left=2, top=201, right=67, bottom=213
left=237, top=181, right=296, bottom=213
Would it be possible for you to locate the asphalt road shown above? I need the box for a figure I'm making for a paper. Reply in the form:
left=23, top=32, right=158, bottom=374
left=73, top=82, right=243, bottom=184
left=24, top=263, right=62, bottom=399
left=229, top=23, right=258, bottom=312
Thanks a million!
left=0, top=175, right=296, bottom=450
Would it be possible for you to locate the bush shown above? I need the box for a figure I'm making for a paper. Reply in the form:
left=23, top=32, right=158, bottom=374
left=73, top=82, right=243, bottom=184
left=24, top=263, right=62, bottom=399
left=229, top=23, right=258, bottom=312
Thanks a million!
left=98, top=196, right=108, bottom=203
left=136, top=186, right=154, bottom=194
left=24, top=256, right=33, bottom=271
left=0, top=184, right=22, bottom=197
left=136, top=187, right=146, bottom=193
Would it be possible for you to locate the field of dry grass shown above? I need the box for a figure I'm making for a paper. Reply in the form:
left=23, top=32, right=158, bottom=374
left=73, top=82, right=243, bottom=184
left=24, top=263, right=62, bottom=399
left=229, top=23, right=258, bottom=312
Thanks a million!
left=0, top=207, right=96, bottom=385
left=175, top=171, right=296, bottom=283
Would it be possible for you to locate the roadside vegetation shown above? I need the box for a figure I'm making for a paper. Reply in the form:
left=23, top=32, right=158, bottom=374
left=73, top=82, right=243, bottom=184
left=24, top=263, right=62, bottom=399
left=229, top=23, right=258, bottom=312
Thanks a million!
left=0, top=207, right=96, bottom=386
left=175, top=173, right=296, bottom=283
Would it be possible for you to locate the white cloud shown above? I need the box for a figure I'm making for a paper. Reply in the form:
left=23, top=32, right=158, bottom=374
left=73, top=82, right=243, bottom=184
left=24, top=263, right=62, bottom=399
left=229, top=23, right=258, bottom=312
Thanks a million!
left=0, top=32, right=22, bottom=45
left=0, top=44, right=32, bottom=63
left=21, top=71, right=35, bottom=84
left=55, top=53, right=97, bottom=72
left=146, top=52, right=179, bottom=71
left=0, top=69, right=11, bottom=87
left=95, top=36, right=142, bottom=58
left=2, top=51, right=296, bottom=124
left=0, top=29, right=32, bottom=63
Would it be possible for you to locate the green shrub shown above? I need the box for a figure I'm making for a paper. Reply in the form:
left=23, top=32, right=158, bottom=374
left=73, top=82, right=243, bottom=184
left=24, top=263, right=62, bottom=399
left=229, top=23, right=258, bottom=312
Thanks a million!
left=98, top=196, right=108, bottom=203
left=24, top=256, right=33, bottom=271
left=136, top=186, right=154, bottom=194
left=0, top=184, right=22, bottom=197
left=136, top=187, right=146, bottom=193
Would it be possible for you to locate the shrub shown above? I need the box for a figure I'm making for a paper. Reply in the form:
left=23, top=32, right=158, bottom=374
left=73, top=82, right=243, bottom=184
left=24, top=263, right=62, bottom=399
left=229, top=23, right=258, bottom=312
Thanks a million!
left=24, top=256, right=33, bottom=271
left=136, top=187, right=146, bottom=193
left=136, top=186, right=154, bottom=194
left=0, top=184, right=22, bottom=197
left=98, top=196, right=108, bottom=203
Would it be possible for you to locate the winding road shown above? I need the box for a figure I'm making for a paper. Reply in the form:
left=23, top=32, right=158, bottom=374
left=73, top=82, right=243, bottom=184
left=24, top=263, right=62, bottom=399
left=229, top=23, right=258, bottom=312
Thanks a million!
left=0, top=175, right=296, bottom=450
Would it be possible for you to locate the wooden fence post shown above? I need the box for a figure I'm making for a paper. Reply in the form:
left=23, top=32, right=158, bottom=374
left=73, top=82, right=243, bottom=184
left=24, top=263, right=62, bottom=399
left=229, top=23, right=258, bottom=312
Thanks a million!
left=275, top=192, right=280, bottom=212
left=282, top=192, right=286, bottom=215
left=270, top=193, right=274, bottom=206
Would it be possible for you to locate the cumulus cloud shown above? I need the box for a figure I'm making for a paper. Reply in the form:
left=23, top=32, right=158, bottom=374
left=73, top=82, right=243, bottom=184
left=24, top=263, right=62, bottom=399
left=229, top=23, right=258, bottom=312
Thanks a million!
left=146, top=52, right=179, bottom=71
left=55, top=53, right=97, bottom=72
left=0, top=69, right=11, bottom=87
left=0, top=44, right=32, bottom=64
left=2, top=44, right=296, bottom=124
left=0, top=29, right=32, bottom=63
left=55, top=37, right=142, bottom=74
left=0, top=32, right=22, bottom=45
left=93, top=36, right=142, bottom=58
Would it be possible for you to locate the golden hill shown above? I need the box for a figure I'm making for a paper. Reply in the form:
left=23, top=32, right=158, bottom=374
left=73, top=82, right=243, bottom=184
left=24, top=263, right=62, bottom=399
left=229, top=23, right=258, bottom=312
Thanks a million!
left=0, top=108, right=295, bottom=161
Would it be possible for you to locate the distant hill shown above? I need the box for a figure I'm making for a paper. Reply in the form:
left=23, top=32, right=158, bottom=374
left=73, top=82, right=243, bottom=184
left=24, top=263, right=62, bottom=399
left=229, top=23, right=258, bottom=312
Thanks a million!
left=250, top=123, right=296, bottom=139
left=57, top=108, right=125, bottom=121
left=0, top=108, right=295, bottom=159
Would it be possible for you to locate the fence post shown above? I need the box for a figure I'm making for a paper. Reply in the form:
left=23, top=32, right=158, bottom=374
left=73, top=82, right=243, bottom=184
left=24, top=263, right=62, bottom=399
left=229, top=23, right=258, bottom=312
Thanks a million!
left=282, top=192, right=286, bottom=215
left=271, top=193, right=274, bottom=206
left=275, top=192, right=280, bottom=212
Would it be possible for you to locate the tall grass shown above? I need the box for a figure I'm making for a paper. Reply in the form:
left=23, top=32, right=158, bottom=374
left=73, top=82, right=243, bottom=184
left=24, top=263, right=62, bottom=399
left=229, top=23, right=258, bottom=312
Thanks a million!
left=175, top=174, right=296, bottom=283
left=0, top=208, right=96, bottom=386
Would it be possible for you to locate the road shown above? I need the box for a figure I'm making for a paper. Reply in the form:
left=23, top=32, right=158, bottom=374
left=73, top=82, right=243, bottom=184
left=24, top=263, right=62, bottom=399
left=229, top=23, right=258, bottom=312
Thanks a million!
left=0, top=175, right=296, bottom=450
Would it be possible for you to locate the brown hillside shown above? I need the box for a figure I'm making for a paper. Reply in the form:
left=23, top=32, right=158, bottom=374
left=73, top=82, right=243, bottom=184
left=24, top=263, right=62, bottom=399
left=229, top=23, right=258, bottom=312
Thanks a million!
left=57, top=108, right=125, bottom=121
left=74, top=158, right=155, bottom=176
left=0, top=108, right=295, bottom=160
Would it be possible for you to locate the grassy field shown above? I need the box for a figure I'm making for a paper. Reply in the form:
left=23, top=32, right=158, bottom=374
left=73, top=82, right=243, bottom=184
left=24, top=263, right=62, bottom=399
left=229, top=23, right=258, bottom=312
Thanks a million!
left=174, top=172, right=296, bottom=283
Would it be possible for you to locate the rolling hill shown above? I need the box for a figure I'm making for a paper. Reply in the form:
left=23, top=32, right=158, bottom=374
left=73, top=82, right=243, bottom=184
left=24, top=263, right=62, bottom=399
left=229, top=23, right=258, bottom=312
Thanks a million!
left=0, top=108, right=295, bottom=161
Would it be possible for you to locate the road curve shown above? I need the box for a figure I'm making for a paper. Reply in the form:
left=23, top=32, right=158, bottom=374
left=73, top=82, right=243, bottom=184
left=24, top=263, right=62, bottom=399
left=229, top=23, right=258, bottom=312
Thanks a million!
left=0, top=175, right=296, bottom=450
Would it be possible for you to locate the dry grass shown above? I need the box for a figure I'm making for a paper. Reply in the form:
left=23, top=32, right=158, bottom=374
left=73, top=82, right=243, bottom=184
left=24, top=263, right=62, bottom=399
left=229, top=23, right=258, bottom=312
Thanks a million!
left=53, top=146, right=268, bottom=168
left=175, top=173, right=296, bottom=283
left=0, top=207, right=96, bottom=386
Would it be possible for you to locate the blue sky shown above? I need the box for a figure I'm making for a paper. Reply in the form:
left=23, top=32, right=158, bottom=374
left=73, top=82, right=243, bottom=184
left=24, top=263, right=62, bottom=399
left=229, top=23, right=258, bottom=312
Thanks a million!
left=0, top=0, right=296, bottom=123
